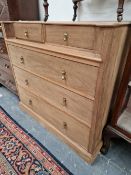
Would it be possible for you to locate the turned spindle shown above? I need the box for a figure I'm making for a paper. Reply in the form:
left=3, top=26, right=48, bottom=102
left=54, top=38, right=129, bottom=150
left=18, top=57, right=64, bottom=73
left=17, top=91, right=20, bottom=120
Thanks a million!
left=43, top=0, right=49, bottom=22
left=72, top=0, right=83, bottom=21
left=117, top=0, right=125, bottom=22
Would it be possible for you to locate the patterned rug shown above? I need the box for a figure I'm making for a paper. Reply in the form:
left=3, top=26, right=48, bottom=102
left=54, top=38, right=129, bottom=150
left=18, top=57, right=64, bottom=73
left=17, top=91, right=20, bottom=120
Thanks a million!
left=0, top=106, right=73, bottom=175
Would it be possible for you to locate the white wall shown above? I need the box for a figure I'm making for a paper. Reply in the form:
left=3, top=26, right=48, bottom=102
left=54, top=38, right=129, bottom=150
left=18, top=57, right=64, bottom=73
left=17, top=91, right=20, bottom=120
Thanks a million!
left=78, top=0, right=131, bottom=21
left=39, top=0, right=131, bottom=21
left=39, top=0, right=73, bottom=21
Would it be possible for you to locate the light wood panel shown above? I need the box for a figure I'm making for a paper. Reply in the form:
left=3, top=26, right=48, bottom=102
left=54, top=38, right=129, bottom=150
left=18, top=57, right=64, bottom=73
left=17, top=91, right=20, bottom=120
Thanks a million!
left=8, top=45, right=99, bottom=98
left=20, top=102, right=102, bottom=163
left=13, top=23, right=43, bottom=42
left=46, top=25, right=95, bottom=49
left=14, top=66, right=94, bottom=127
left=18, top=86, right=90, bottom=149
left=88, top=26, right=131, bottom=153
left=2, top=21, right=131, bottom=26
left=6, top=39, right=102, bottom=66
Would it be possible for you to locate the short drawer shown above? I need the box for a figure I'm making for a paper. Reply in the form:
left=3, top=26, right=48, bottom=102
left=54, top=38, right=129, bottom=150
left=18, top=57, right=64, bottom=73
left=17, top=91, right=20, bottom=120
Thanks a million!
left=0, top=38, right=8, bottom=60
left=19, top=86, right=89, bottom=149
left=8, top=45, right=99, bottom=97
left=46, top=25, right=95, bottom=49
left=0, top=69, right=15, bottom=89
left=0, top=38, right=7, bottom=55
left=0, top=57, right=11, bottom=74
left=14, top=67, right=94, bottom=127
left=13, top=23, right=43, bottom=42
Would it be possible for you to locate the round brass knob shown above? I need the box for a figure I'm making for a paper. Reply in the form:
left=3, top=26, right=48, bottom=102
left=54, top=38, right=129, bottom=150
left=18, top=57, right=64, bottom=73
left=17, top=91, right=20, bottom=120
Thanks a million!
left=20, top=56, right=24, bottom=64
left=62, top=97, right=67, bottom=106
left=63, top=122, right=67, bottom=129
left=8, top=80, right=13, bottom=84
left=24, top=31, right=28, bottom=38
left=25, top=79, right=29, bottom=86
left=5, top=64, right=9, bottom=69
left=64, top=32, right=68, bottom=41
left=61, top=70, right=66, bottom=80
left=29, top=99, right=32, bottom=105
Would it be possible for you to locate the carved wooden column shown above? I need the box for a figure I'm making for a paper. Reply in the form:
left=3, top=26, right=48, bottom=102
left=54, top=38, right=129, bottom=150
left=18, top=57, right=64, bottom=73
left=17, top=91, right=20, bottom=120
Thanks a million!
left=43, top=0, right=49, bottom=22
left=117, top=0, right=125, bottom=22
left=72, top=0, right=83, bottom=21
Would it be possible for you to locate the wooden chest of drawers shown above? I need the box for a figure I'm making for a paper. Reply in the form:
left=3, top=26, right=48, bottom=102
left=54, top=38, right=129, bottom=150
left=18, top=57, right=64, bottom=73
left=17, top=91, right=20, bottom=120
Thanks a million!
left=0, top=27, right=17, bottom=94
left=2, top=21, right=131, bottom=163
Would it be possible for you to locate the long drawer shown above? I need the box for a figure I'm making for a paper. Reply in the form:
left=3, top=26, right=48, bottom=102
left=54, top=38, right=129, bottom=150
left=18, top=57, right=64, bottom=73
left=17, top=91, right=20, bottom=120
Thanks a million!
left=18, top=86, right=90, bottom=149
left=46, top=25, right=95, bottom=50
left=8, top=45, right=99, bottom=98
left=13, top=23, right=43, bottom=42
left=14, top=66, right=94, bottom=126
left=0, top=57, right=11, bottom=74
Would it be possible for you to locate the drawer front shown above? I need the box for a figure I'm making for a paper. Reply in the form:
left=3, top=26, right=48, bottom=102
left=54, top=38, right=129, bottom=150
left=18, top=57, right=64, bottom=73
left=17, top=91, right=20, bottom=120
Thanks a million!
left=13, top=23, right=43, bottom=42
left=0, top=57, right=11, bottom=74
left=14, top=67, right=94, bottom=126
left=0, top=38, right=7, bottom=55
left=46, top=25, right=95, bottom=49
left=0, top=38, right=8, bottom=60
left=8, top=45, right=98, bottom=97
left=0, top=69, right=16, bottom=89
left=19, top=86, right=89, bottom=149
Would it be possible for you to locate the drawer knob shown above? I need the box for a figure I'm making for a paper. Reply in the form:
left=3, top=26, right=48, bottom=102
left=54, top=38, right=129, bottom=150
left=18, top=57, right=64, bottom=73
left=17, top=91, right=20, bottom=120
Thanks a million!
left=20, top=56, right=24, bottom=64
left=29, top=99, right=32, bottom=105
left=64, top=32, right=68, bottom=41
left=24, top=31, right=28, bottom=38
left=61, top=70, right=66, bottom=80
left=0, top=48, right=3, bottom=53
left=62, top=97, right=67, bottom=106
left=8, top=80, right=13, bottom=84
left=25, top=79, right=29, bottom=86
left=63, top=122, right=67, bottom=129
left=5, top=64, right=9, bottom=69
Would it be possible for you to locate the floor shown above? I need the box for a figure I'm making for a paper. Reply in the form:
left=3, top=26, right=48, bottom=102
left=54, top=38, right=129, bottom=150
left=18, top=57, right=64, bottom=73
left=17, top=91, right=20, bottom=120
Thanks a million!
left=0, top=86, right=131, bottom=175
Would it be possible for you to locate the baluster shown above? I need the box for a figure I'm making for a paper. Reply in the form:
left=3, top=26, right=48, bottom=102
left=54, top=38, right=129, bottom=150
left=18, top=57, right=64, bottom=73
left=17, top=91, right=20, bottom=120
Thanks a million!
left=117, top=0, right=125, bottom=22
left=43, top=0, right=49, bottom=22
left=72, top=0, right=83, bottom=21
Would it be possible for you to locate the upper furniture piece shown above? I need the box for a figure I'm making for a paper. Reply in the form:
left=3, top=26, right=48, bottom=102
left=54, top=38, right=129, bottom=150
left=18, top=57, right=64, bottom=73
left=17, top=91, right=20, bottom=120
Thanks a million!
left=101, top=46, right=131, bottom=154
left=0, top=25, right=17, bottom=94
left=117, top=0, right=125, bottom=22
left=0, top=0, right=39, bottom=94
left=43, top=0, right=49, bottom=22
left=0, top=0, right=39, bottom=21
left=2, top=21, right=131, bottom=163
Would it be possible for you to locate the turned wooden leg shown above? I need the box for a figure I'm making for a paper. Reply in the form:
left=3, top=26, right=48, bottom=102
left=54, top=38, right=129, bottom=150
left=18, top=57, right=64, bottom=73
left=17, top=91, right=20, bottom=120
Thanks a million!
left=72, top=0, right=83, bottom=21
left=72, top=0, right=78, bottom=21
left=43, top=0, right=49, bottom=22
left=101, top=125, right=120, bottom=155
left=122, top=81, right=131, bottom=112
left=101, top=127, right=111, bottom=154
left=117, top=0, right=125, bottom=22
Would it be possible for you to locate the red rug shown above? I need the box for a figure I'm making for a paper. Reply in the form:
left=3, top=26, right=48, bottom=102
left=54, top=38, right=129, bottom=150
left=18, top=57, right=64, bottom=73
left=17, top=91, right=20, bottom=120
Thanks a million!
left=0, top=106, right=73, bottom=175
